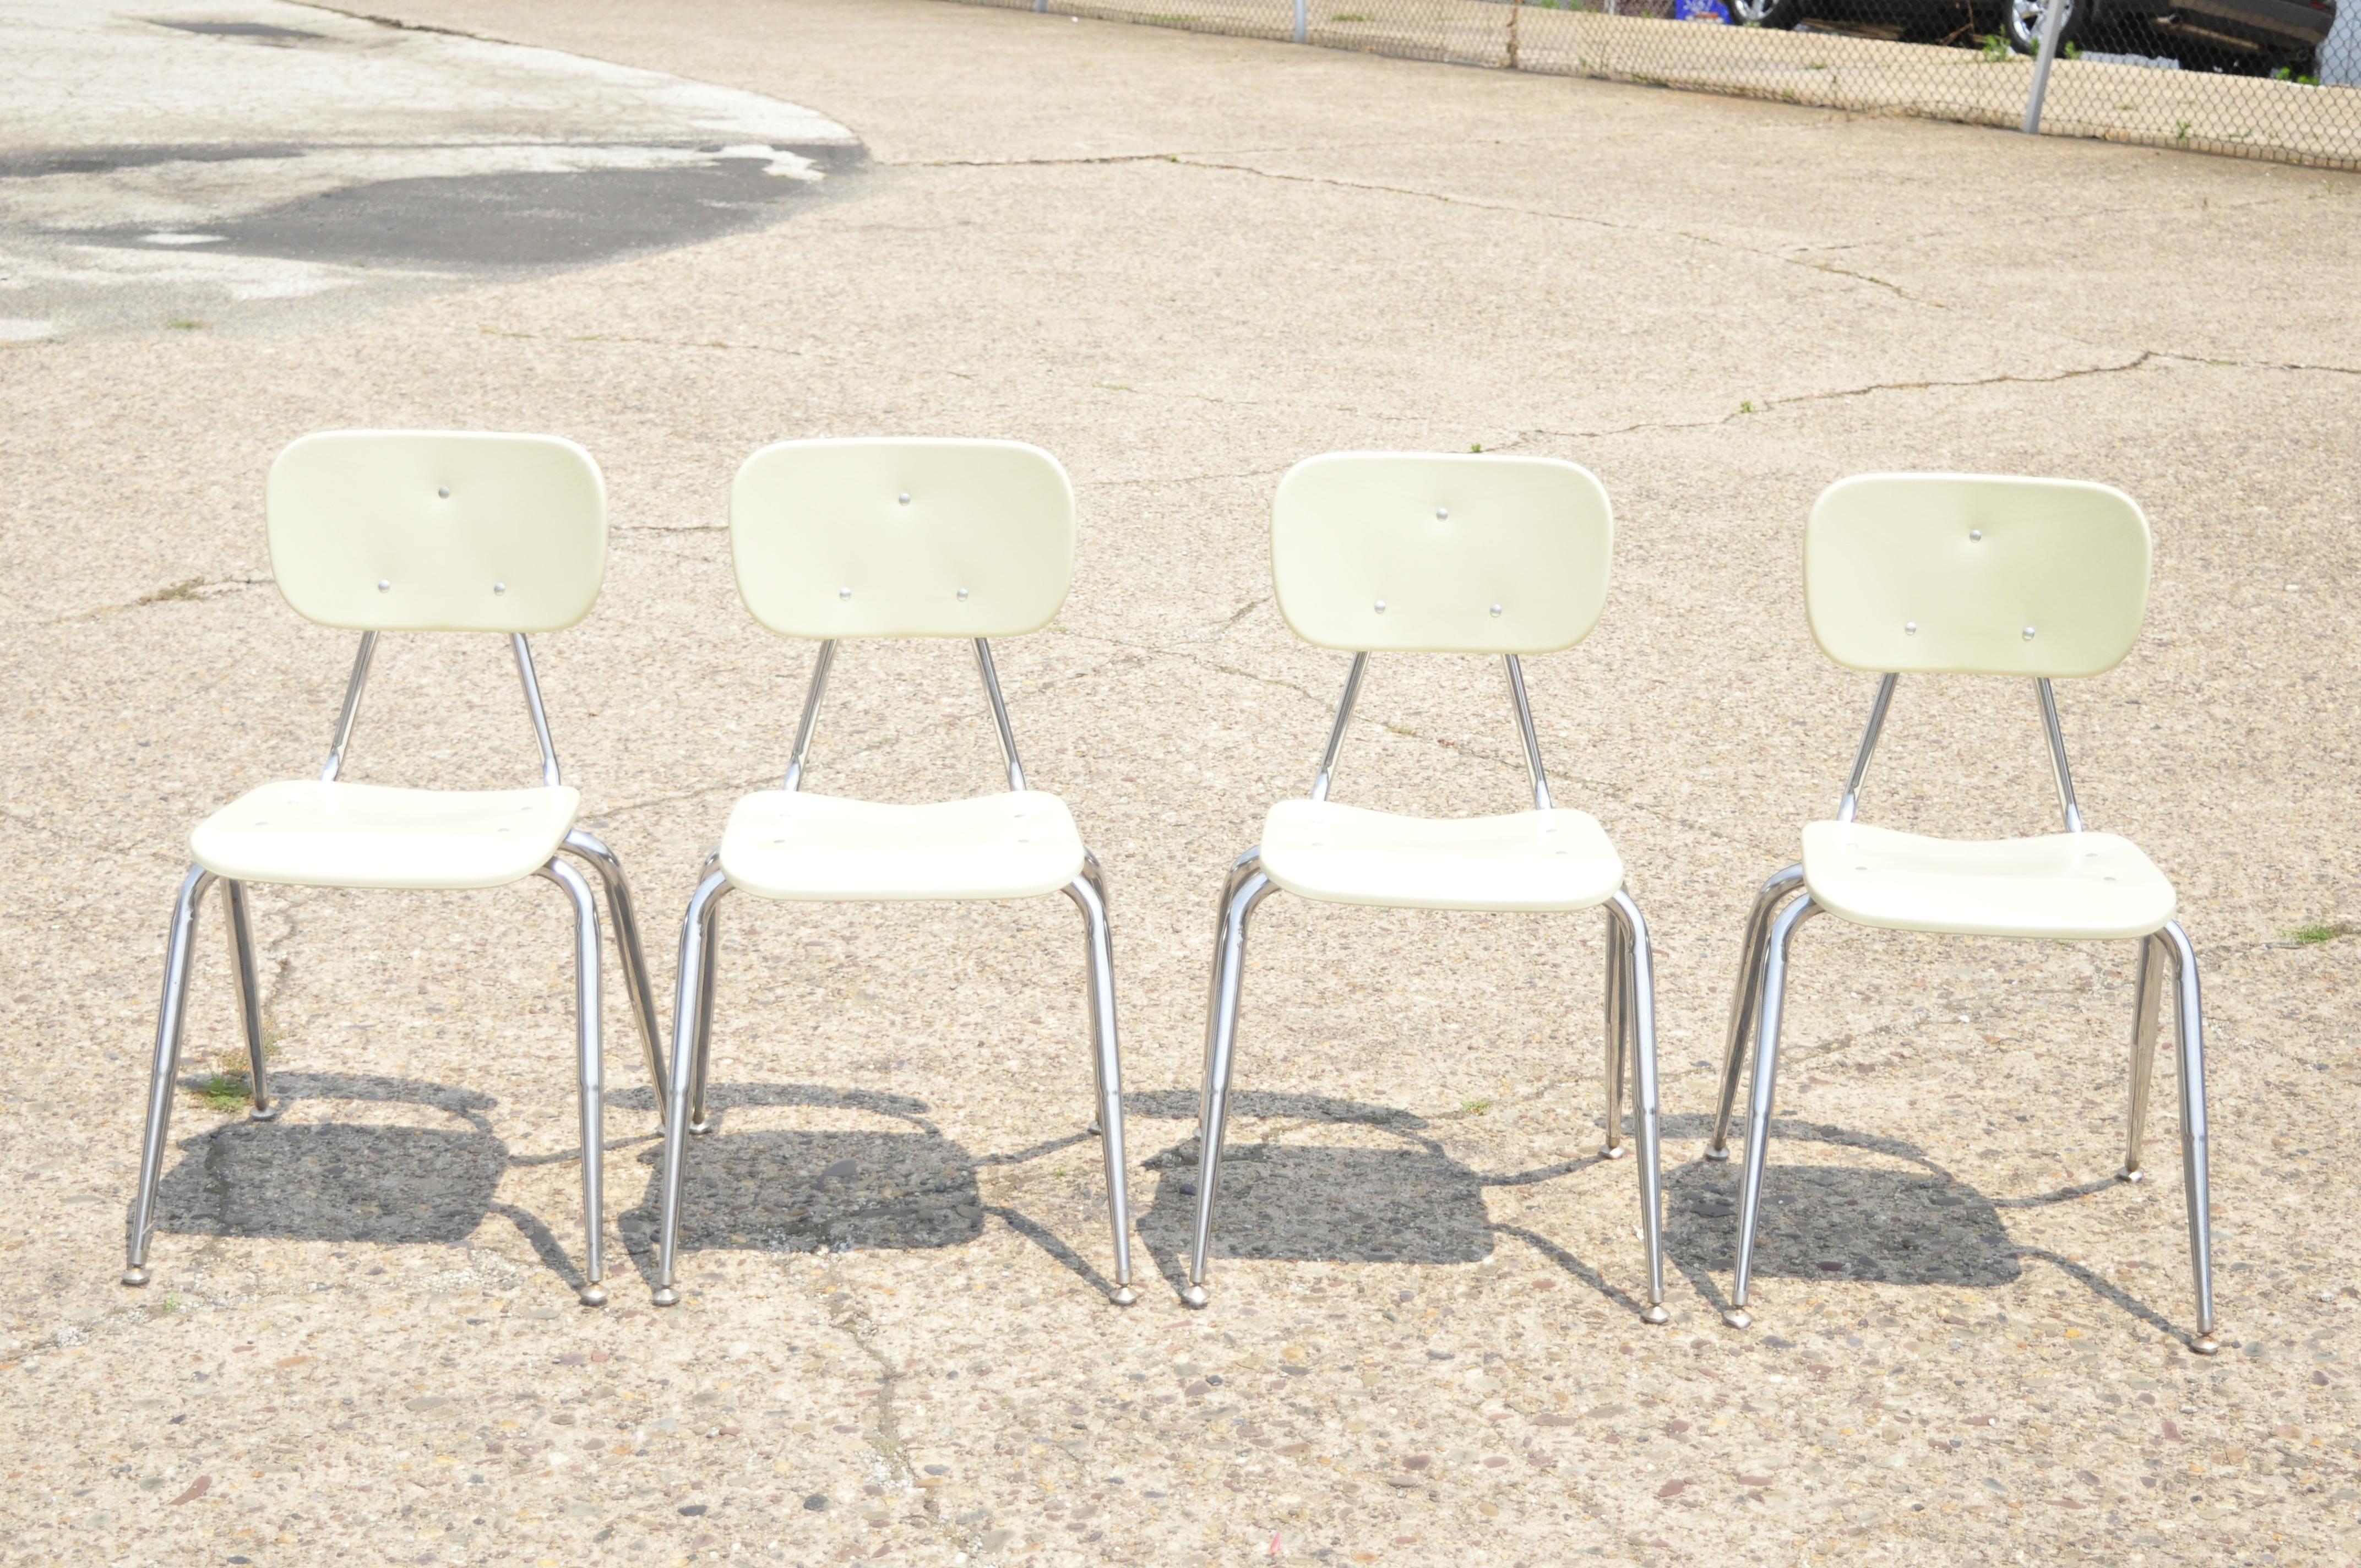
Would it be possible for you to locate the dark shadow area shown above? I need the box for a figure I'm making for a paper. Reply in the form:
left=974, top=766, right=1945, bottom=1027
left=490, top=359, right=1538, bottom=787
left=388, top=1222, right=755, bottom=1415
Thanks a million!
left=90, top=145, right=865, bottom=272
left=1663, top=1157, right=2021, bottom=1287
left=615, top=1082, right=981, bottom=1273
left=150, top=1072, right=506, bottom=1247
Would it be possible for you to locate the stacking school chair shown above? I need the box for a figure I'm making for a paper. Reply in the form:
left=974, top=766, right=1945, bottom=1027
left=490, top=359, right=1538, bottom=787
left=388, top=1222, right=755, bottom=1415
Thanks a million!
left=1710, top=473, right=2218, bottom=1353
left=122, top=432, right=668, bottom=1306
left=1183, top=452, right=1669, bottom=1321
left=650, top=438, right=1135, bottom=1306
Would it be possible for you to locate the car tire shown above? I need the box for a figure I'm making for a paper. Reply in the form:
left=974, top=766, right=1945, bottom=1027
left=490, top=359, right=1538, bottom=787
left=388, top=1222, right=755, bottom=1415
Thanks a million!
left=2004, top=0, right=2085, bottom=53
left=1729, top=0, right=1806, bottom=28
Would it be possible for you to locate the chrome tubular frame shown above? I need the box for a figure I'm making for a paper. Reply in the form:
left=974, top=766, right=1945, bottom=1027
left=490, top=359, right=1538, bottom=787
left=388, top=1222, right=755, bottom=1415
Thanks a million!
left=1065, top=851, right=1136, bottom=1304
left=655, top=644, right=1139, bottom=1308
left=2034, top=677, right=2084, bottom=832
left=782, top=640, right=836, bottom=792
left=127, top=628, right=662, bottom=1305
left=1607, top=888, right=1670, bottom=1321
left=1502, top=655, right=1553, bottom=811
left=972, top=638, right=1027, bottom=792
left=512, top=634, right=563, bottom=787
left=559, top=829, right=669, bottom=1121
left=123, top=865, right=218, bottom=1286
left=1181, top=655, right=1666, bottom=1321
left=1182, top=848, right=1277, bottom=1309
left=319, top=631, right=379, bottom=782
left=1712, top=675, right=2216, bottom=1352
left=1309, top=653, right=1368, bottom=802
left=1836, top=672, right=1897, bottom=823
left=537, top=856, right=610, bottom=1305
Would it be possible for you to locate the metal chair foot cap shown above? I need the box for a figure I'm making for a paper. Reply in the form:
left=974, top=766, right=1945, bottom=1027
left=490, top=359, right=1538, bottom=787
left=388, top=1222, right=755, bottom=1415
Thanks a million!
left=651, top=1287, right=680, bottom=1308
left=1601, top=1145, right=1628, bottom=1161
left=1702, top=1145, right=1732, bottom=1163
left=578, top=1285, right=608, bottom=1308
left=1110, top=1286, right=1138, bottom=1307
left=2118, top=1167, right=2145, bottom=1183
left=121, top=1266, right=151, bottom=1288
left=1722, top=1308, right=1753, bottom=1330
left=1642, top=1304, right=1671, bottom=1325
left=248, top=1105, right=282, bottom=1122
left=2192, top=1334, right=2221, bottom=1357
left=1180, top=1284, right=1210, bottom=1309
left=688, top=1118, right=716, bottom=1136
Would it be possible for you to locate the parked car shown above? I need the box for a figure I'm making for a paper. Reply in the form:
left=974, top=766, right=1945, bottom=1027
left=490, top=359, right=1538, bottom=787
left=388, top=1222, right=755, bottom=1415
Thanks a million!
left=2001, top=0, right=2333, bottom=70
left=1727, top=0, right=2333, bottom=74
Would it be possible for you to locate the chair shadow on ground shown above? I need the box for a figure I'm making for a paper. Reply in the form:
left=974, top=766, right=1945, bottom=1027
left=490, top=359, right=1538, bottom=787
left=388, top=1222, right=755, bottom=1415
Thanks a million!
left=607, top=1081, right=1120, bottom=1296
left=1125, top=1087, right=1660, bottom=1313
left=146, top=1070, right=595, bottom=1291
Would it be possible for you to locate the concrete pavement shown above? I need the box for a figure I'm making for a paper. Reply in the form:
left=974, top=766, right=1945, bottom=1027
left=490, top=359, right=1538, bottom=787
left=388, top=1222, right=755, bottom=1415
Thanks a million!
left=2, top=1, right=2357, bottom=1564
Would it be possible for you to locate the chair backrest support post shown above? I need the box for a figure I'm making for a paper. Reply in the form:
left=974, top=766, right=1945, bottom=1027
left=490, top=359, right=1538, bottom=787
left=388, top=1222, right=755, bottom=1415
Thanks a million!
left=1309, top=652, right=1369, bottom=803
left=1837, top=672, right=1899, bottom=823
left=782, top=639, right=838, bottom=792
left=319, top=630, right=380, bottom=783
left=509, top=634, right=563, bottom=788
left=1502, top=655, right=1553, bottom=812
left=972, top=638, right=1027, bottom=793
left=2034, top=677, right=2085, bottom=832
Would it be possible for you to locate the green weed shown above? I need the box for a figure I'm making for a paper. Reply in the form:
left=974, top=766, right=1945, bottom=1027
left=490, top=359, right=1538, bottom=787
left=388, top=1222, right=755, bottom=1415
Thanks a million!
left=2288, top=921, right=2356, bottom=946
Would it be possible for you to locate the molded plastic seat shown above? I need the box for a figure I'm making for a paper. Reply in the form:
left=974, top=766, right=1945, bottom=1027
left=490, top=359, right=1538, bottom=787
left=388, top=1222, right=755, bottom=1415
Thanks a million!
left=1801, top=820, right=2174, bottom=941
left=718, top=789, right=1086, bottom=902
left=189, top=781, right=581, bottom=891
left=1260, top=799, right=1623, bottom=913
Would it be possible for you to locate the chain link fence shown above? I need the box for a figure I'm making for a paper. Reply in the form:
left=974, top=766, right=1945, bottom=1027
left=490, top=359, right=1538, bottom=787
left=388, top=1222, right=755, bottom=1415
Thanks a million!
left=950, top=0, right=2361, bottom=168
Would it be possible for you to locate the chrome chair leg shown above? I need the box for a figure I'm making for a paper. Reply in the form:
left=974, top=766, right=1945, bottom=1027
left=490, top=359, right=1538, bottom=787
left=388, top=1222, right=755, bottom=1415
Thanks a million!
left=1709, top=864, right=1805, bottom=1162
left=123, top=865, right=216, bottom=1287
left=2120, top=929, right=2167, bottom=1183
left=1726, top=892, right=1820, bottom=1329
left=540, top=858, right=608, bottom=1306
left=654, top=868, right=731, bottom=1307
left=221, top=878, right=276, bottom=1122
left=1183, top=850, right=1275, bottom=1309
left=1066, top=853, right=1136, bottom=1306
left=1609, top=889, right=1670, bottom=1324
left=562, top=829, right=670, bottom=1122
left=1601, top=908, right=1629, bottom=1159
left=689, top=851, right=723, bottom=1135
left=2159, top=922, right=2219, bottom=1354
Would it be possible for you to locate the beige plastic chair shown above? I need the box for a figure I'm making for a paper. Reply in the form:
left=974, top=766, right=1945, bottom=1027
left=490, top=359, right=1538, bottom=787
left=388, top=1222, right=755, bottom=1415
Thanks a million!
left=1184, top=452, right=1670, bottom=1322
left=122, top=431, right=668, bottom=1308
left=650, top=438, right=1135, bottom=1306
left=1711, top=473, right=2218, bottom=1353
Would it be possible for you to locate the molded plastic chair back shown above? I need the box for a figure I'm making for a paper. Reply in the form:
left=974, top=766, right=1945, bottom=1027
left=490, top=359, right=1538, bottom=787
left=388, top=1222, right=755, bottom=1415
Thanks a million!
left=1271, top=453, right=1612, bottom=655
left=731, top=439, right=1073, bottom=639
left=267, top=431, right=606, bottom=634
left=1805, top=474, right=2150, bottom=679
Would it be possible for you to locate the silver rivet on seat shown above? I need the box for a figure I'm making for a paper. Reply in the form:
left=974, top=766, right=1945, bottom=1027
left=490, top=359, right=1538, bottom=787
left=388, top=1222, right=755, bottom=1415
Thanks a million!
left=437, top=486, right=450, bottom=499
left=1903, top=621, right=1917, bottom=635
left=1489, top=603, right=1503, bottom=617
left=2022, top=625, right=2037, bottom=640
left=840, top=586, right=853, bottom=598
left=377, top=579, right=391, bottom=592
left=1969, top=529, right=1982, bottom=541
left=898, top=492, right=911, bottom=505
left=1374, top=600, right=1388, bottom=614
left=1435, top=507, right=1449, bottom=520
left=956, top=587, right=969, bottom=600
left=493, top=582, right=507, bottom=595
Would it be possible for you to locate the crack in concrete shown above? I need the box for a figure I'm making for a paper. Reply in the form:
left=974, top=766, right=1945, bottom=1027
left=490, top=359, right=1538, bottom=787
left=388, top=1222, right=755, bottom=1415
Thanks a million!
left=44, top=575, right=269, bottom=626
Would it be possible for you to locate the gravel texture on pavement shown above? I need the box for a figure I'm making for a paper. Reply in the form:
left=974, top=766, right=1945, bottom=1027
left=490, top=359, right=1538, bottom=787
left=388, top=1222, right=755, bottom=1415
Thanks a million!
left=2, top=1, right=2357, bottom=1564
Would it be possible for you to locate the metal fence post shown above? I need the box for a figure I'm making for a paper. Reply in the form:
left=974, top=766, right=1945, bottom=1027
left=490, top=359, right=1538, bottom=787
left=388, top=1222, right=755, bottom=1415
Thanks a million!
left=2020, top=0, right=2067, bottom=134
left=1293, top=0, right=1307, bottom=42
